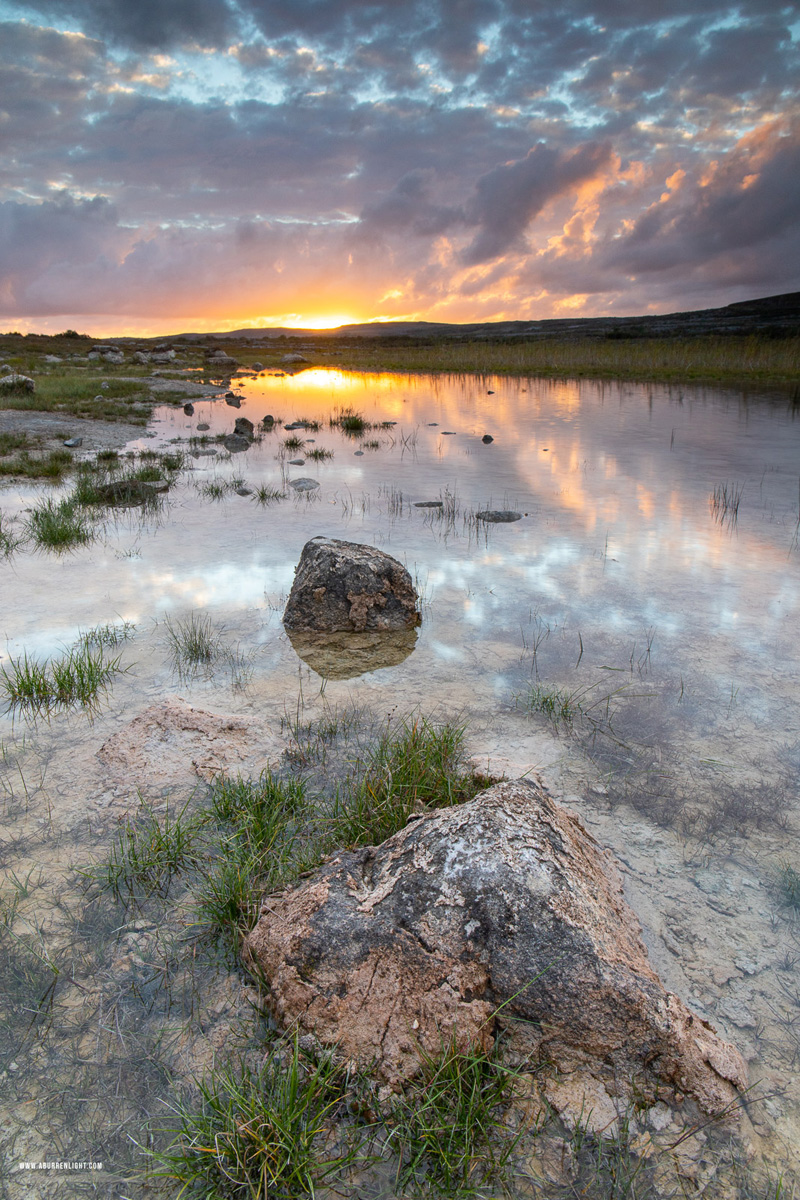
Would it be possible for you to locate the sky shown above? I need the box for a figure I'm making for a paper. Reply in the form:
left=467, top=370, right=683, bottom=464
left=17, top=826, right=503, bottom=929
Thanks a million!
left=0, top=0, right=799, bottom=335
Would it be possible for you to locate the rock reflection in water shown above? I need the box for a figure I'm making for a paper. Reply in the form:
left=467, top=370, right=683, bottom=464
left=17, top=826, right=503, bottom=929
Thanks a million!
left=286, top=626, right=418, bottom=678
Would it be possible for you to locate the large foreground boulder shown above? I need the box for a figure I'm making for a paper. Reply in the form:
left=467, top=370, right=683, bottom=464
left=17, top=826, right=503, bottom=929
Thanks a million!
left=244, top=780, right=746, bottom=1117
left=283, top=537, right=421, bottom=633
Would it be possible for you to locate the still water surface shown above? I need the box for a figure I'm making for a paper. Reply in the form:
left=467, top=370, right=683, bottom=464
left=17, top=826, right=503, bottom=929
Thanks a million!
left=2, top=369, right=798, bottom=727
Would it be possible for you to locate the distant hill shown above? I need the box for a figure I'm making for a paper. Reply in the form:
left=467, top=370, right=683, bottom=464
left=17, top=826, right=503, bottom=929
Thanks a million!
left=179, top=291, right=800, bottom=342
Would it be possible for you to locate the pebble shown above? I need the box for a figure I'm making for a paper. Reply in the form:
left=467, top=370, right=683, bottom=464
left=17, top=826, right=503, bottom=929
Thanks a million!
left=482, top=434, right=494, bottom=443
left=63, top=437, right=82, bottom=448
left=734, top=956, right=760, bottom=976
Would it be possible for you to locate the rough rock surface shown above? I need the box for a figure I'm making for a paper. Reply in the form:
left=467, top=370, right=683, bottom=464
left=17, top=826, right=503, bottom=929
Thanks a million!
left=234, top=416, right=254, bottom=438
left=283, top=537, right=421, bottom=633
left=98, top=696, right=281, bottom=788
left=244, top=779, right=746, bottom=1116
left=0, top=373, right=35, bottom=392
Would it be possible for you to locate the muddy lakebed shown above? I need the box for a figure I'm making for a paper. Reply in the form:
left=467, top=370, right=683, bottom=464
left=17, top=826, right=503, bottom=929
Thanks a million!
left=1, top=367, right=799, bottom=1195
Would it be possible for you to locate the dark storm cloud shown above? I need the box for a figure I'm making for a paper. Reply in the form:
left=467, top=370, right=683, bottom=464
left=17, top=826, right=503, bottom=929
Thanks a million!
left=12, top=0, right=233, bottom=50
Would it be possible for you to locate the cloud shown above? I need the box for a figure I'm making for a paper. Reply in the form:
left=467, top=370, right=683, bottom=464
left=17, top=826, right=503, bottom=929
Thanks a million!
left=601, top=120, right=800, bottom=278
left=461, top=141, right=613, bottom=264
left=1, top=2, right=799, bottom=326
left=14, top=0, right=233, bottom=50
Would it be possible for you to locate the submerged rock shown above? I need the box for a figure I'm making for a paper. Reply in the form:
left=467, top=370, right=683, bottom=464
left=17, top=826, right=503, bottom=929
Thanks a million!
left=476, top=510, right=522, bottom=523
left=288, top=477, right=319, bottom=492
left=283, top=536, right=421, bottom=633
left=244, top=779, right=747, bottom=1117
left=98, top=697, right=281, bottom=789
left=285, top=627, right=418, bottom=679
left=223, top=434, right=251, bottom=453
left=94, top=479, right=167, bottom=506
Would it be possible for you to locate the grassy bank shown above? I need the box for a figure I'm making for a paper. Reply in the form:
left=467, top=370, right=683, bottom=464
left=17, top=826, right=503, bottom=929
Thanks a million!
left=311, top=333, right=800, bottom=386
left=0, top=334, right=798, bottom=434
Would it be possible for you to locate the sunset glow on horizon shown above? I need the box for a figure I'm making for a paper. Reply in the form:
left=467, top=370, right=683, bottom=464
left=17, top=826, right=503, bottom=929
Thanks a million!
left=0, top=1, right=798, bottom=337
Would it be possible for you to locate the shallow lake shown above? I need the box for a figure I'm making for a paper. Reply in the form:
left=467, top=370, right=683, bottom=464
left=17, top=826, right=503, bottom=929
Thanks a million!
left=1, top=368, right=799, bottom=1188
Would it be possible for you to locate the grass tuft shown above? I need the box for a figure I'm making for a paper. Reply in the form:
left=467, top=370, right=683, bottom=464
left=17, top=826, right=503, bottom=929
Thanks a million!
left=330, top=715, right=485, bottom=849
left=330, top=406, right=371, bottom=434
left=85, top=796, right=204, bottom=902
left=25, top=496, right=94, bottom=550
left=152, top=1042, right=366, bottom=1200
left=777, top=862, right=800, bottom=911
left=163, top=611, right=222, bottom=675
left=78, top=620, right=136, bottom=648
left=253, top=483, right=286, bottom=504
left=0, top=509, right=22, bottom=556
left=0, top=644, right=124, bottom=715
left=389, top=1034, right=522, bottom=1195
left=196, top=771, right=311, bottom=947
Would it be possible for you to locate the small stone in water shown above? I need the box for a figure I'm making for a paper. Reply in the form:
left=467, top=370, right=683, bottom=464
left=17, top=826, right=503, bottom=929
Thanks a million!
left=476, top=510, right=522, bottom=523
left=197, top=423, right=210, bottom=430
left=414, top=501, right=443, bottom=508
left=482, top=434, right=494, bottom=444
left=63, top=437, right=82, bottom=448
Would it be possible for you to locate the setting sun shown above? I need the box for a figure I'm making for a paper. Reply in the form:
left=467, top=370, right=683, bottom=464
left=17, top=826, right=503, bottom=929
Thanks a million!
left=270, top=313, right=363, bottom=330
